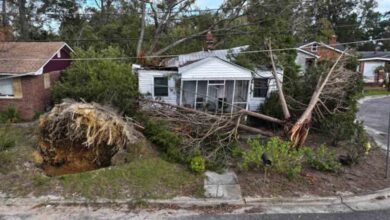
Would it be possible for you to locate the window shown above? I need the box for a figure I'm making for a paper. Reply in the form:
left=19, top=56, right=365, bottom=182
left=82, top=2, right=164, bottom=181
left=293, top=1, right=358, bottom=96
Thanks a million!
left=305, top=58, right=315, bottom=67
left=311, top=43, right=318, bottom=52
left=0, top=79, right=14, bottom=97
left=253, top=78, right=268, bottom=98
left=154, top=77, right=168, bottom=97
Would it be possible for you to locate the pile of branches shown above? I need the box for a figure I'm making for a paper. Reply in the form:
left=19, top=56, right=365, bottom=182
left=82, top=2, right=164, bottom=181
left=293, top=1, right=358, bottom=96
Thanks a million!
left=38, top=100, right=143, bottom=167
left=141, top=100, right=251, bottom=164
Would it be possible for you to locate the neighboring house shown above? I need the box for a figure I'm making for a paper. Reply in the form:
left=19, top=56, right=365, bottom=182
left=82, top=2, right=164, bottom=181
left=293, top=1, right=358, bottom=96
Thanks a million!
left=295, top=35, right=345, bottom=73
left=0, top=42, right=73, bottom=120
left=134, top=47, right=283, bottom=113
left=358, top=51, right=390, bottom=85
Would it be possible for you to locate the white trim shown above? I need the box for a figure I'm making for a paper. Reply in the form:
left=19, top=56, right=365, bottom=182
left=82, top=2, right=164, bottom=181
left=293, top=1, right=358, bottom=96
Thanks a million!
left=359, top=58, right=390, bottom=62
left=296, top=48, right=320, bottom=59
left=33, top=43, right=73, bottom=76
left=299, top=41, right=344, bottom=54
left=179, top=56, right=254, bottom=75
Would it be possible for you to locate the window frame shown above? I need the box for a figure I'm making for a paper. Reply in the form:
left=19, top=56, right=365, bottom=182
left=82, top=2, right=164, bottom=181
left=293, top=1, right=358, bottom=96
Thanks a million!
left=253, top=78, right=269, bottom=98
left=0, top=78, right=14, bottom=98
left=154, top=77, right=169, bottom=97
left=311, top=43, right=318, bottom=52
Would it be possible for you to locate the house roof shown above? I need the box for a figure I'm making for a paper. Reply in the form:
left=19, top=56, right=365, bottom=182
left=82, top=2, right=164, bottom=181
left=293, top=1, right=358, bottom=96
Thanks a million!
left=297, top=41, right=346, bottom=54
left=162, top=45, right=249, bottom=67
left=0, top=42, right=72, bottom=75
left=359, top=51, right=390, bottom=61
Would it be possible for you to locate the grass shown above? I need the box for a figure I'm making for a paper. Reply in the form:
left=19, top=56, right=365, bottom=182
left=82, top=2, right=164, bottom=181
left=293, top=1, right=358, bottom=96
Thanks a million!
left=57, top=156, right=203, bottom=200
left=362, top=87, right=390, bottom=97
left=0, top=124, right=203, bottom=200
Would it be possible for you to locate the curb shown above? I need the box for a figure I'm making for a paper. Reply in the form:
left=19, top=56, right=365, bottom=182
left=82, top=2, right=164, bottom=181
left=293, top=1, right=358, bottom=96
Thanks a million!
left=357, top=94, right=390, bottom=105
left=1, top=187, right=390, bottom=214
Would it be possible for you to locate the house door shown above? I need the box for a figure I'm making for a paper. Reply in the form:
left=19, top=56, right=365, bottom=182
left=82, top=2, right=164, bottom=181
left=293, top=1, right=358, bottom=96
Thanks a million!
left=207, top=81, right=226, bottom=113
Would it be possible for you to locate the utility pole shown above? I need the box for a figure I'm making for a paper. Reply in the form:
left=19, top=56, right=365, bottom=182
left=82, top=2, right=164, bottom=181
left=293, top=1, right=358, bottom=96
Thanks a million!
left=2, top=0, right=7, bottom=27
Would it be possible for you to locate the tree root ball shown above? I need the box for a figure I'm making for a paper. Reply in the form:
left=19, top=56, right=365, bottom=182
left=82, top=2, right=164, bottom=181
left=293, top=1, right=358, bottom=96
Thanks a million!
left=37, top=100, right=144, bottom=176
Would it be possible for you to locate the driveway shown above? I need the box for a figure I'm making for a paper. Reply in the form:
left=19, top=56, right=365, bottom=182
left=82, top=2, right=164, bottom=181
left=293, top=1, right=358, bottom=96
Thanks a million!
left=357, top=96, right=390, bottom=149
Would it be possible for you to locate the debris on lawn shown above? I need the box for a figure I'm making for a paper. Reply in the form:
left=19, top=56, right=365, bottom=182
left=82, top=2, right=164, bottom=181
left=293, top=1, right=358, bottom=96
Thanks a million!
left=37, top=100, right=144, bottom=176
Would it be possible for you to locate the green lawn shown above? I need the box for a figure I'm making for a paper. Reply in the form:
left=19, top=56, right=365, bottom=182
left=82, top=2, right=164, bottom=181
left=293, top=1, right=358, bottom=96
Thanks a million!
left=362, top=87, right=390, bottom=97
left=0, top=125, right=203, bottom=200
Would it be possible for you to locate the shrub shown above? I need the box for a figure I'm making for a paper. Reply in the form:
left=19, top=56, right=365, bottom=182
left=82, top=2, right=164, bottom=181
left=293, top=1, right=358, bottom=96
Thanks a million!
left=52, top=47, right=138, bottom=116
left=347, top=121, right=369, bottom=163
left=240, top=137, right=305, bottom=179
left=143, top=119, right=184, bottom=163
left=303, top=145, right=341, bottom=172
left=0, top=105, right=20, bottom=123
left=0, top=127, right=15, bottom=151
left=190, top=156, right=206, bottom=173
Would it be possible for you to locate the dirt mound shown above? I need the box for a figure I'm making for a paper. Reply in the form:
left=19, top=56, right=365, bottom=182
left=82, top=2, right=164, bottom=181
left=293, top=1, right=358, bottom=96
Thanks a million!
left=38, top=100, right=144, bottom=175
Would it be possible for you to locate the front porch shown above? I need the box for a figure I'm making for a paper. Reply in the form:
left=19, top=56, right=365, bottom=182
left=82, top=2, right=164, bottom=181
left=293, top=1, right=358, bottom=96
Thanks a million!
left=180, top=79, right=250, bottom=114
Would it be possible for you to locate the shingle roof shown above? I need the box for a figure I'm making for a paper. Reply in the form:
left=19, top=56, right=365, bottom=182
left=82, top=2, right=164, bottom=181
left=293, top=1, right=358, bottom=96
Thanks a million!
left=359, top=51, right=390, bottom=60
left=0, top=42, right=69, bottom=75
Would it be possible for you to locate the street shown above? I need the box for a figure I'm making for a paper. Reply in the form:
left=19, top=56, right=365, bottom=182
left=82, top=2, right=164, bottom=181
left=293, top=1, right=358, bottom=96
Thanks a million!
left=357, top=96, right=390, bottom=149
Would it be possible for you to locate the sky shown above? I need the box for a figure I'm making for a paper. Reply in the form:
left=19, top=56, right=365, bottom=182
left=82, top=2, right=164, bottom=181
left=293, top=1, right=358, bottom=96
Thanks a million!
left=377, top=0, right=390, bottom=13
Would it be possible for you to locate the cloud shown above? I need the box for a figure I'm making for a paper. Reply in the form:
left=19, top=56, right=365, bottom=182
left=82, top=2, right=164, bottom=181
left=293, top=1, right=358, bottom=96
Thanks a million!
left=377, top=0, right=390, bottom=13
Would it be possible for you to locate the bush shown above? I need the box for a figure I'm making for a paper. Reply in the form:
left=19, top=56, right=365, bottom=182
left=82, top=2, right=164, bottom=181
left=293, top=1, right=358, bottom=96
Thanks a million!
left=190, top=156, right=206, bottom=173
left=347, top=121, right=369, bottom=163
left=53, top=47, right=138, bottom=116
left=143, top=119, right=184, bottom=163
left=0, top=105, right=20, bottom=123
left=303, top=145, right=341, bottom=172
left=240, top=137, right=305, bottom=179
left=0, top=127, right=15, bottom=151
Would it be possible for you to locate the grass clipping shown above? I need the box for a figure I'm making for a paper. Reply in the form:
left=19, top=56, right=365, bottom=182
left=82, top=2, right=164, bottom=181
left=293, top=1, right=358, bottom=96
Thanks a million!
left=38, top=100, right=143, bottom=170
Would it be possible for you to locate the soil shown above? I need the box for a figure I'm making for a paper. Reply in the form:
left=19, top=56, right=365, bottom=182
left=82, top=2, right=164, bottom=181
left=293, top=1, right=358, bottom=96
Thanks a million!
left=237, top=134, right=390, bottom=197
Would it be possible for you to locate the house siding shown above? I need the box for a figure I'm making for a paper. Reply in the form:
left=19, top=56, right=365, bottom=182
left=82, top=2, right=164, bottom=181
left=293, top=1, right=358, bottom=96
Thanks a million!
left=180, top=58, right=252, bottom=80
left=295, top=52, right=315, bottom=73
left=248, top=70, right=282, bottom=111
left=0, top=71, right=61, bottom=120
left=43, top=48, right=72, bottom=73
left=138, top=70, right=178, bottom=105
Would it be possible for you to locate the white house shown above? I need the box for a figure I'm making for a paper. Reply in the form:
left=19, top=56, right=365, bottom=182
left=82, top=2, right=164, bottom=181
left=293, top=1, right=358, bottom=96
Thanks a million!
left=358, top=51, right=390, bottom=85
left=134, top=47, right=283, bottom=113
left=295, top=35, right=346, bottom=73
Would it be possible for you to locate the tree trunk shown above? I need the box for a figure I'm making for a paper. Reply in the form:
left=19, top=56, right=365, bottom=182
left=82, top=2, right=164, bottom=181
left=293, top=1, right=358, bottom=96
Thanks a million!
left=2, top=0, right=7, bottom=27
left=136, top=0, right=146, bottom=60
left=268, top=41, right=291, bottom=120
left=143, top=99, right=274, bottom=136
left=289, top=52, right=345, bottom=148
left=18, top=0, right=27, bottom=40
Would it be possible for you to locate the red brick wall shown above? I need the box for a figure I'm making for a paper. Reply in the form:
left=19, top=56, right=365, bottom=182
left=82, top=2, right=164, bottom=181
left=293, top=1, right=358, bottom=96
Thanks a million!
left=0, top=71, right=61, bottom=120
left=301, top=45, right=341, bottom=61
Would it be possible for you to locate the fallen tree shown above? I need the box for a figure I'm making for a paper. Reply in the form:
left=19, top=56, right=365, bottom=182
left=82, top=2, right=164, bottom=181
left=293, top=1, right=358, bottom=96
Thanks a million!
left=38, top=100, right=144, bottom=175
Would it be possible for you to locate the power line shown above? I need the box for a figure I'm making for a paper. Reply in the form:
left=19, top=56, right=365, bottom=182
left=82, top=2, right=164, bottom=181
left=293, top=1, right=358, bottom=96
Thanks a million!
left=1, top=37, right=390, bottom=61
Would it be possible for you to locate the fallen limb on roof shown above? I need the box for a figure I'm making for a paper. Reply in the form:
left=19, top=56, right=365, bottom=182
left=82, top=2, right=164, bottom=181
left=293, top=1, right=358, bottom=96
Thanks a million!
left=38, top=100, right=144, bottom=172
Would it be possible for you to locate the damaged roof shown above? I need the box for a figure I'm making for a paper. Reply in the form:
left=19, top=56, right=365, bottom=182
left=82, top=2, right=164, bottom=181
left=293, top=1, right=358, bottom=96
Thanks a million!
left=0, top=42, right=71, bottom=75
left=161, top=45, right=249, bottom=67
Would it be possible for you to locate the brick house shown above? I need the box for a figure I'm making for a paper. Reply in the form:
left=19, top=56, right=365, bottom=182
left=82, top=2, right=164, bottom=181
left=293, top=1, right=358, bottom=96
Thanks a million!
left=295, top=35, right=345, bottom=73
left=0, top=42, right=73, bottom=120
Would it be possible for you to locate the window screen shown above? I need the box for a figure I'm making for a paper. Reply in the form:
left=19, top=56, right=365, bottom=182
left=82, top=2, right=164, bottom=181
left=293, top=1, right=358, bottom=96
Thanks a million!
left=0, top=79, right=14, bottom=96
left=253, top=78, right=268, bottom=98
left=154, top=77, right=168, bottom=97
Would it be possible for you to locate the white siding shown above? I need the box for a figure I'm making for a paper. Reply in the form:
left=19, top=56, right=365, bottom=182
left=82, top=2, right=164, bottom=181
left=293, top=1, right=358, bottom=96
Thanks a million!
left=248, top=69, right=283, bottom=111
left=138, top=70, right=178, bottom=105
left=362, top=61, right=385, bottom=83
left=295, top=51, right=316, bottom=74
left=180, top=57, right=252, bottom=80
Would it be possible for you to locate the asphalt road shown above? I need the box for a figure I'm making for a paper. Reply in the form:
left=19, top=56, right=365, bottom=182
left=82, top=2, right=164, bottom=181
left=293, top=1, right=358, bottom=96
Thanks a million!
left=172, top=209, right=390, bottom=220
left=357, top=96, right=390, bottom=149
